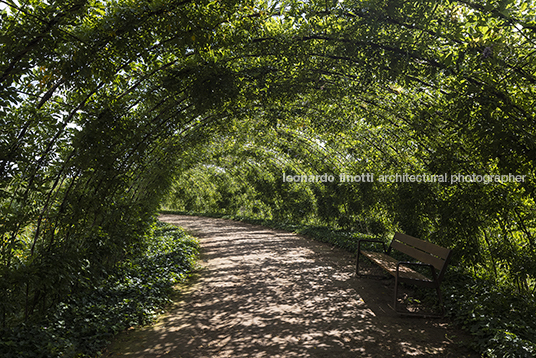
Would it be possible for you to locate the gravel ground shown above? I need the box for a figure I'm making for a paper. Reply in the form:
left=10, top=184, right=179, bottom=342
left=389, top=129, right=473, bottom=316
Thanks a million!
left=105, top=214, right=478, bottom=358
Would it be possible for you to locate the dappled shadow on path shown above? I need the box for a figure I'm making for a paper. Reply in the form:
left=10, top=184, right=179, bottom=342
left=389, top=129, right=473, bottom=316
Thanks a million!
left=106, top=215, right=476, bottom=358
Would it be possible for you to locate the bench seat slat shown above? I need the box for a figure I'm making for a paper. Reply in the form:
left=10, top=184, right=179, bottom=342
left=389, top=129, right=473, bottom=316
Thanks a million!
left=361, top=250, right=432, bottom=282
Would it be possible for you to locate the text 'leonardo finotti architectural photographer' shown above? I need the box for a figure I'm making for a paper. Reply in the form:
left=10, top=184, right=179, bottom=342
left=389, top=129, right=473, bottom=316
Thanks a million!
left=282, top=173, right=526, bottom=184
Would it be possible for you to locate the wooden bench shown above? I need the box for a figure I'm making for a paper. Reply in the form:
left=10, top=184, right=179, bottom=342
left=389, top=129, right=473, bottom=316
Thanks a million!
left=356, top=232, right=452, bottom=316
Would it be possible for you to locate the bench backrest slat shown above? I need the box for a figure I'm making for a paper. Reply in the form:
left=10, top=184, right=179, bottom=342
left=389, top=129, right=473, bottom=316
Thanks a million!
left=391, top=233, right=451, bottom=271
left=394, top=233, right=451, bottom=258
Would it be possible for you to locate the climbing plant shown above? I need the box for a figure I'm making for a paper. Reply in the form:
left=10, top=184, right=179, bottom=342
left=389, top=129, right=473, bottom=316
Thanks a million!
left=1, top=0, right=536, bottom=355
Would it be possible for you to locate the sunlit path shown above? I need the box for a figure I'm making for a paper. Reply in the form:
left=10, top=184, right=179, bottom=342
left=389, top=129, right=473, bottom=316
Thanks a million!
left=106, top=215, right=476, bottom=358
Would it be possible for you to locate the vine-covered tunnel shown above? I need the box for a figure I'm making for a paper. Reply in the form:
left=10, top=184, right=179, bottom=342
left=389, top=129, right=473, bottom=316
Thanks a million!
left=1, top=0, right=536, bottom=356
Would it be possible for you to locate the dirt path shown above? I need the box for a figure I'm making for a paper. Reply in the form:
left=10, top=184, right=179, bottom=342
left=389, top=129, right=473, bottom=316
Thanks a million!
left=105, top=215, right=477, bottom=357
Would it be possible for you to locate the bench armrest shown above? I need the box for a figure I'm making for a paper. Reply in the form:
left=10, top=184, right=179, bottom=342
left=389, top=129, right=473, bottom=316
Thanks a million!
left=357, top=239, right=387, bottom=253
left=396, top=261, right=438, bottom=281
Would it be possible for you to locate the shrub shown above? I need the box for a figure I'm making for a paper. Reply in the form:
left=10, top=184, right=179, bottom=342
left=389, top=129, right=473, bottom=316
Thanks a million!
left=0, top=222, right=199, bottom=358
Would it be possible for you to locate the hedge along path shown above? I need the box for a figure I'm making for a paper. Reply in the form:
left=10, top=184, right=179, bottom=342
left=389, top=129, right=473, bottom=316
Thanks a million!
left=106, top=215, right=477, bottom=358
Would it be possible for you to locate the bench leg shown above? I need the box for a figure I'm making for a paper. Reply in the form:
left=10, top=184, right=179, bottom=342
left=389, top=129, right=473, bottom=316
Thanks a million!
left=394, top=275, right=399, bottom=312
left=355, top=251, right=360, bottom=275
left=436, top=286, right=444, bottom=316
left=395, top=283, right=445, bottom=317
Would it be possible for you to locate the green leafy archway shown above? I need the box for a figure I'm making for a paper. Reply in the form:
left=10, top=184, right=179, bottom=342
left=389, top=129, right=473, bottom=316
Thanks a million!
left=1, top=0, right=536, bottom=344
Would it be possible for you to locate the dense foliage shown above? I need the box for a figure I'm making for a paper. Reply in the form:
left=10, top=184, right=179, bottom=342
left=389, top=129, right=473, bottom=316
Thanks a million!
left=1, top=0, right=536, bottom=356
left=0, top=221, right=199, bottom=357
